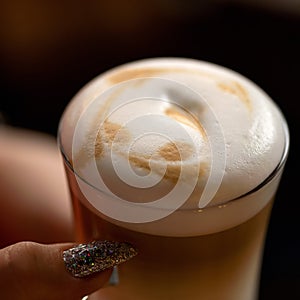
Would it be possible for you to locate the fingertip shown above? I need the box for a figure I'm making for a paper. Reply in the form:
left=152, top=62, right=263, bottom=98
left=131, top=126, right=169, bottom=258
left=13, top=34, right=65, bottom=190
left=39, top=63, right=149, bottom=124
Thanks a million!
left=62, top=241, right=137, bottom=278
left=0, top=242, right=114, bottom=299
left=51, top=243, right=114, bottom=298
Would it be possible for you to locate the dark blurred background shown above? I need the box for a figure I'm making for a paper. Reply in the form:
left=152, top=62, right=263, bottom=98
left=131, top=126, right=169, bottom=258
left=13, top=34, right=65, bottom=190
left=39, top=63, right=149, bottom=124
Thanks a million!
left=0, top=0, right=299, bottom=298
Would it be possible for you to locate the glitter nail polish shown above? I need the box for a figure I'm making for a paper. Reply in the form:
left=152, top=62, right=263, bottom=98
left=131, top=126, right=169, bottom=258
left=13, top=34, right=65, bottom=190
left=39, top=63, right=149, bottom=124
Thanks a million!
left=63, top=240, right=137, bottom=278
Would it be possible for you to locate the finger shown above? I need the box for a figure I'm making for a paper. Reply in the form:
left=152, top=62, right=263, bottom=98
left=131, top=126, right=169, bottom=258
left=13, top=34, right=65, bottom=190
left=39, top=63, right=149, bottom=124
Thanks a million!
left=0, top=241, right=137, bottom=300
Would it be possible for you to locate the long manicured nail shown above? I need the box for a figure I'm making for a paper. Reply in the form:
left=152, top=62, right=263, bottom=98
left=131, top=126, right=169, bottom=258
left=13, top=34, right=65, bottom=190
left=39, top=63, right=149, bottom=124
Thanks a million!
left=63, top=240, right=137, bottom=278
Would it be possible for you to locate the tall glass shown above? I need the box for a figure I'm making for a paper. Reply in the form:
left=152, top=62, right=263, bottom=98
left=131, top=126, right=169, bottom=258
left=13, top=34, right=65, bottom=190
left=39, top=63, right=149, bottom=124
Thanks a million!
left=58, top=58, right=289, bottom=300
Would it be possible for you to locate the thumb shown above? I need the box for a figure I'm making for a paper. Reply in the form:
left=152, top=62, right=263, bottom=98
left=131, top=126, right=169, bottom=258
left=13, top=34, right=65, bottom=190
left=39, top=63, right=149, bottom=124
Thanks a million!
left=0, top=240, right=137, bottom=300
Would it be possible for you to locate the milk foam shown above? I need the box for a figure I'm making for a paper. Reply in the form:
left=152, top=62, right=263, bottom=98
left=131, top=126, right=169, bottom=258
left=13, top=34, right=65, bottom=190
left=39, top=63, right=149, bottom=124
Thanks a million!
left=59, top=58, right=288, bottom=236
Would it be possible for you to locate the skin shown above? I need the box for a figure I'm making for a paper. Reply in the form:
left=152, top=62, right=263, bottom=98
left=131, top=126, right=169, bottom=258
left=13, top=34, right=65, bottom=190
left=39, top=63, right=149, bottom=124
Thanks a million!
left=0, top=126, right=113, bottom=299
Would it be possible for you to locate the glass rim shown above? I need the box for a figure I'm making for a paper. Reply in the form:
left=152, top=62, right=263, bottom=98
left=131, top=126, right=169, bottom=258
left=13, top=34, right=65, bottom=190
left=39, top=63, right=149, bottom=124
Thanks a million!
left=57, top=114, right=290, bottom=210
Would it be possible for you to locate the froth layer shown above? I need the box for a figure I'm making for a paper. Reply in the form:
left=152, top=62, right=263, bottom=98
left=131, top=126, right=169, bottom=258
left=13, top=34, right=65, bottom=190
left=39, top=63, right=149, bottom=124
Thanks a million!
left=59, top=58, right=287, bottom=235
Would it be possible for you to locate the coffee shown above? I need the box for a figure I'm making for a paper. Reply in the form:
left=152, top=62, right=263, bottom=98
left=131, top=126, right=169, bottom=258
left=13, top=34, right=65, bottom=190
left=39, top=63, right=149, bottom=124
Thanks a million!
left=58, top=58, right=289, bottom=299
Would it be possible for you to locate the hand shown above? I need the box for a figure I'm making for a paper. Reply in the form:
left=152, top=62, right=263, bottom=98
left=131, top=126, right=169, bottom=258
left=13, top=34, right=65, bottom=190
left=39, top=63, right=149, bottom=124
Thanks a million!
left=0, top=126, right=137, bottom=299
left=0, top=241, right=113, bottom=300
left=0, top=126, right=73, bottom=247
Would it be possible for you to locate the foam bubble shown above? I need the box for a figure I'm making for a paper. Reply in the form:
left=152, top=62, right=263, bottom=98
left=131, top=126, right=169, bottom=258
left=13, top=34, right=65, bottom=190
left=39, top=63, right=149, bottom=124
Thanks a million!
left=59, top=58, right=288, bottom=236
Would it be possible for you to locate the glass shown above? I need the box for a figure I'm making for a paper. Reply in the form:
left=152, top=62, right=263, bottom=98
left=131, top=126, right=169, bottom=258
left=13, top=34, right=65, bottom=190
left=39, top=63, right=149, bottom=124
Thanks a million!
left=58, top=60, right=289, bottom=300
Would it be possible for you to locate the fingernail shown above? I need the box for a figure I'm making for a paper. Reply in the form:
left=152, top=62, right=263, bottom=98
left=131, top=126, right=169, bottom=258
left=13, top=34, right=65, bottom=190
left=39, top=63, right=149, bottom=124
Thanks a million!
left=63, top=240, right=137, bottom=278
